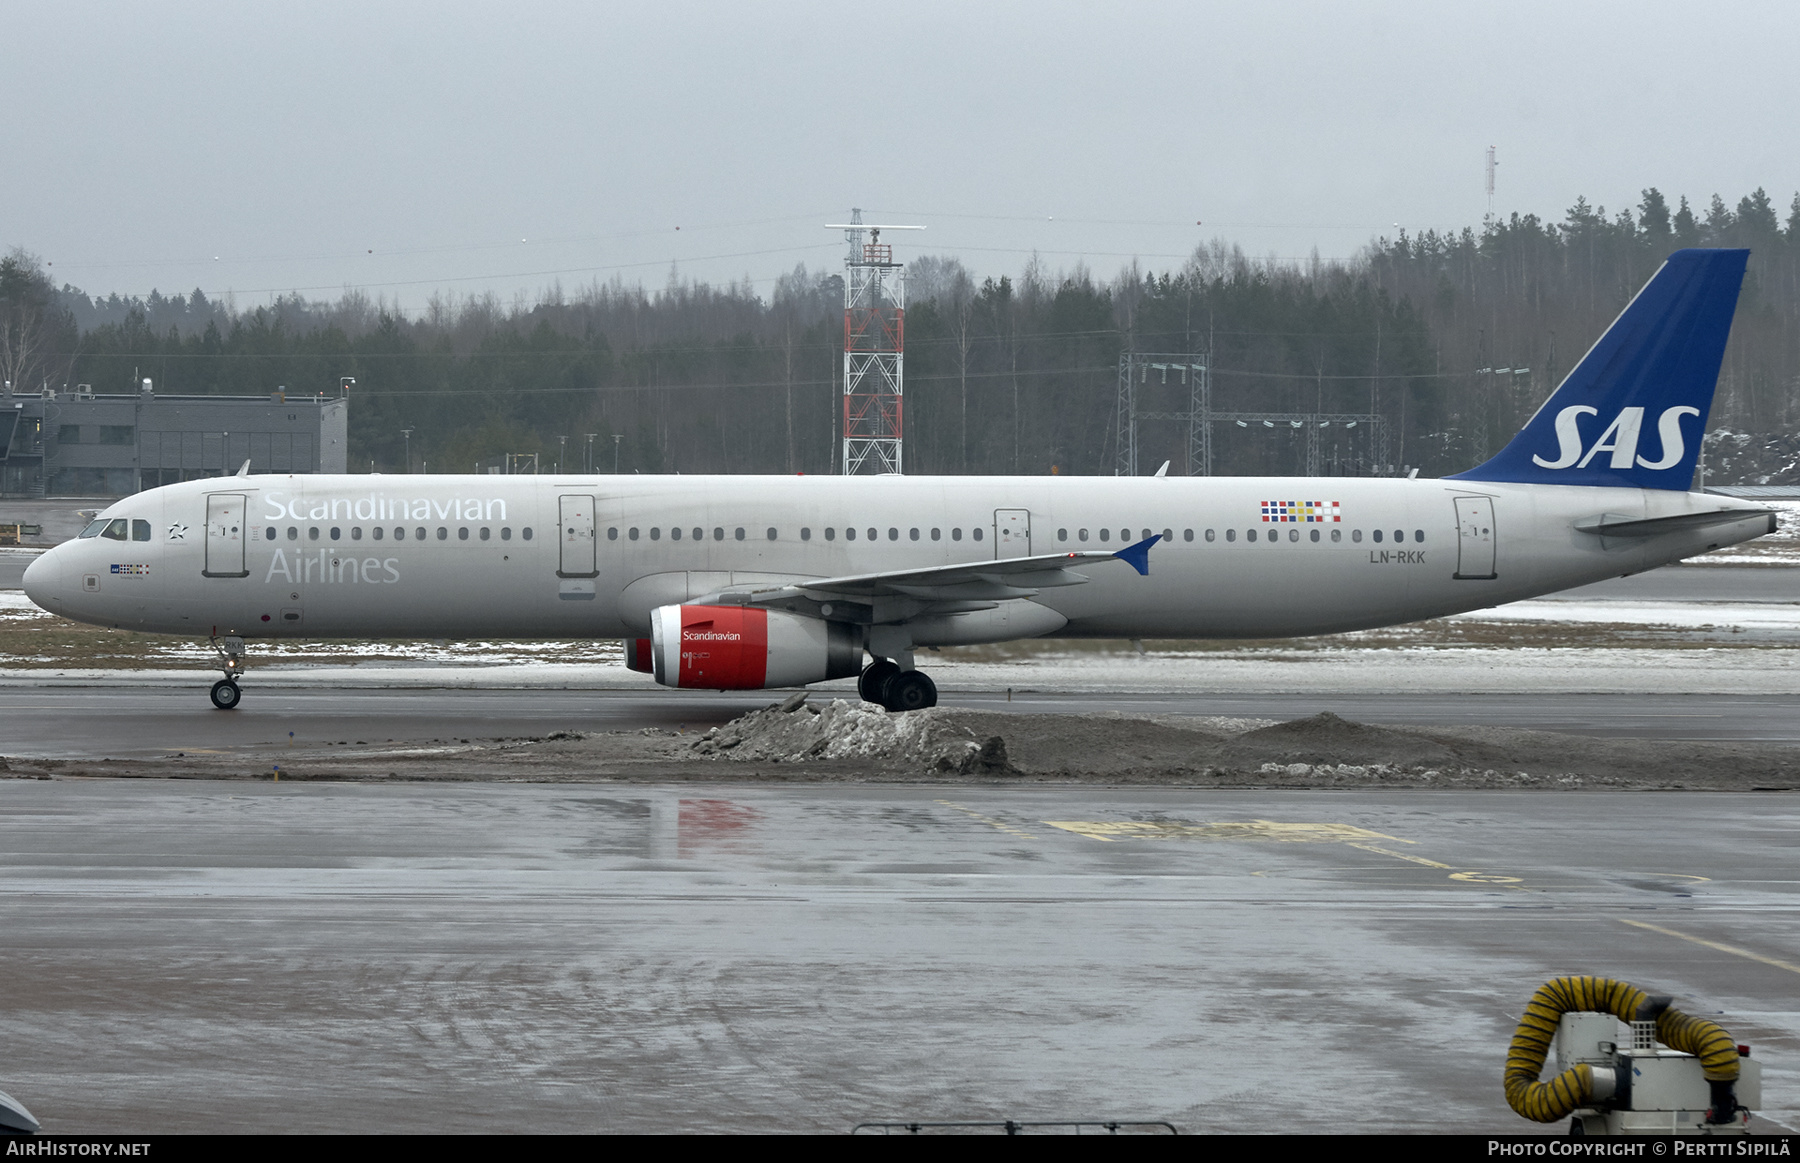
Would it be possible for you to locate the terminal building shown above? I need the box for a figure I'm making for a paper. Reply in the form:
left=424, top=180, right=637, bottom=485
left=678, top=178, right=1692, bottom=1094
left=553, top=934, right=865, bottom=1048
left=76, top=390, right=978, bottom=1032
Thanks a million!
left=0, top=381, right=347, bottom=498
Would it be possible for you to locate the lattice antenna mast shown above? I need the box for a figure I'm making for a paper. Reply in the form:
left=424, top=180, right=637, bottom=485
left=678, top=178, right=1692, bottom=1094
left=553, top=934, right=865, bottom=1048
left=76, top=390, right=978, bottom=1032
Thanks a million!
left=826, top=213, right=924, bottom=475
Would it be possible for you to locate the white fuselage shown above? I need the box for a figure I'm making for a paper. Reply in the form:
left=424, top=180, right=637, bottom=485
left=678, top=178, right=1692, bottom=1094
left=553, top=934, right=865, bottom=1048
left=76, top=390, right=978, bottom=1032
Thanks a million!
left=23, top=473, right=1773, bottom=643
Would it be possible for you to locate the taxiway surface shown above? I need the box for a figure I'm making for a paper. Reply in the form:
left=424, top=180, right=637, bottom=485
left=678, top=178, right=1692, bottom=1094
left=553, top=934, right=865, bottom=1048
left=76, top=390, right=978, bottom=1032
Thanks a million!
left=9, top=687, right=1800, bottom=759
left=1, top=780, right=1794, bottom=1134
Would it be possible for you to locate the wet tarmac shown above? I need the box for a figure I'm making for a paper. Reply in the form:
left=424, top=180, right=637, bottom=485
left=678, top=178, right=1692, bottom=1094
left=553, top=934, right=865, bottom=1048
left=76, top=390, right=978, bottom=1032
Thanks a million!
left=6, top=686, right=1800, bottom=761
left=1, top=780, right=1794, bottom=1134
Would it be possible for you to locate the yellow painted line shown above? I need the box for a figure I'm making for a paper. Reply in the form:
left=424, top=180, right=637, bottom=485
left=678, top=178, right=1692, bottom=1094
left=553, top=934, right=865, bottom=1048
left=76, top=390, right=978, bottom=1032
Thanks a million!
left=936, top=800, right=1037, bottom=841
left=1042, top=819, right=1410, bottom=844
left=1448, top=870, right=1523, bottom=884
left=1346, top=842, right=1455, bottom=870
left=1618, top=918, right=1800, bottom=977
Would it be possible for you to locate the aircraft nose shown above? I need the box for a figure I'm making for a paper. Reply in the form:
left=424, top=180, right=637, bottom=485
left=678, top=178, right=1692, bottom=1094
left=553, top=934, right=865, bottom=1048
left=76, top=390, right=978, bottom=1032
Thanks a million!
left=21, top=546, right=61, bottom=613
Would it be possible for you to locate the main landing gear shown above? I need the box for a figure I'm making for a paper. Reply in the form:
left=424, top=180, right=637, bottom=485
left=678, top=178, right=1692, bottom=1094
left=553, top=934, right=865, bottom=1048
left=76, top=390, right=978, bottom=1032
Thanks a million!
left=208, top=633, right=246, bottom=711
left=858, top=659, right=938, bottom=712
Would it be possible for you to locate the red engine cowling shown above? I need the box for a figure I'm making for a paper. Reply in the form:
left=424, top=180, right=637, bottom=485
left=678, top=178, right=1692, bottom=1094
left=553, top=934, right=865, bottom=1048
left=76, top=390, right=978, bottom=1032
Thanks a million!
left=622, top=637, right=654, bottom=673
left=648, top=604, right=861, bottom=690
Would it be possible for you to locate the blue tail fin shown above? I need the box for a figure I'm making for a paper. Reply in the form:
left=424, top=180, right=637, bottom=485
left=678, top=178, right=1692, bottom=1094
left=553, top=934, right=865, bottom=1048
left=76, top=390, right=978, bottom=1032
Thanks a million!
left=1448, top=248, right=1747, bottom=491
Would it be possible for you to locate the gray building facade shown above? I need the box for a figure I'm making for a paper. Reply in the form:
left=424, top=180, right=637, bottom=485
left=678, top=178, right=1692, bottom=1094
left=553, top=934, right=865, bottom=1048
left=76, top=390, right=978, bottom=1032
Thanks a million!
left=0, top=382, right=347, bottom=498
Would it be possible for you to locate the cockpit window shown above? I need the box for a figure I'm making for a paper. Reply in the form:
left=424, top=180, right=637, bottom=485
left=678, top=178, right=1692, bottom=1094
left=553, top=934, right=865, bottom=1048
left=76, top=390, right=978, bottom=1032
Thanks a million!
left=132, top=519, right=152, bottom=542
left=100, top=518, right=128, bottom=541
left=78, top=519, right=107, bottom=538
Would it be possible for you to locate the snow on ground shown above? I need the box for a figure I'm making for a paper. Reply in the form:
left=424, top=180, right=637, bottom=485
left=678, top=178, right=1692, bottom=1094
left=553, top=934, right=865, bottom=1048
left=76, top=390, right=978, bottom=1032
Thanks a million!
left=1453, top=600, right=1800, bottom=631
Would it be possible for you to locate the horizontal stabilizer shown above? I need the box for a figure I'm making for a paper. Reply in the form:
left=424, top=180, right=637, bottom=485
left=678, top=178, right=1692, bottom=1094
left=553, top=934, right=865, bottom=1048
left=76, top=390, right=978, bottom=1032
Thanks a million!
left=1573, top=508, right=1775, bottom=538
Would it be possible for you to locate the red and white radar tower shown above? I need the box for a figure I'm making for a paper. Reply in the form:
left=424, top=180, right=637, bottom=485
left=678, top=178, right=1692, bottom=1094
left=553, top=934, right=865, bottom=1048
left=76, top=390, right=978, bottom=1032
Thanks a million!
left=826, top=211, right=923, bottom=474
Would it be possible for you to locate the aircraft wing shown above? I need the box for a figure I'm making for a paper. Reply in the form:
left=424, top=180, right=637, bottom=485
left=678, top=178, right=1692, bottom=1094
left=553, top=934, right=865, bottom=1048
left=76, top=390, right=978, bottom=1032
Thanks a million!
left=692, top=536, right=1160, bottom=612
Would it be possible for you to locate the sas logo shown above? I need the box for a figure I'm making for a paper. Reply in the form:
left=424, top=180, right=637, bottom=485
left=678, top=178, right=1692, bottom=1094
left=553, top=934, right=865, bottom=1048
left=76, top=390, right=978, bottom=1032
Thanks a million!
left=110, top=564, right=150, bottom=575
left=1533, top=405, right=1699, bottom=471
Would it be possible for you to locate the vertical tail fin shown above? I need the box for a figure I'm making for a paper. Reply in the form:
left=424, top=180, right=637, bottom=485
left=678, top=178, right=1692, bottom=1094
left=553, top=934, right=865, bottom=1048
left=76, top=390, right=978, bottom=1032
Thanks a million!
left=1449, top=248, right=1748, bottom=491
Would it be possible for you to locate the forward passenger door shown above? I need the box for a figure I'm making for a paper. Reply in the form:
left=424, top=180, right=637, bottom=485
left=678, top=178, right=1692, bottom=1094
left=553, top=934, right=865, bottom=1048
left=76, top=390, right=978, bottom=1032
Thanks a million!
left=994, top=509, right=1030, bottom=559
left=558, top=494, right=598, bottom=578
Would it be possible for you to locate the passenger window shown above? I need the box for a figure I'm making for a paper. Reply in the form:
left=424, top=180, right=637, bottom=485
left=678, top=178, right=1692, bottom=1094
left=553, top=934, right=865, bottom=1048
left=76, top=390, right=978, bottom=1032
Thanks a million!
left=1077, top=528, right=1087, bottom=542
left=457, top=527, right=469, bottom=541
left=416, top=527, right=427, bottom=540
left=289, top=527, right=299, bottom=540
left=522, top=528, right=533, bottom=541
left=1183, top=529, right=1194, bottom=542
left=952, top=528, right=962, bottom=541
left=1162, top=528, right=1172, bottom=542
left=909, top=528, right=919, bottom=541
left=373, top=527, right=384, bottom=541
left=1352, top=529, right=1363, bottom=543
left=1120, top=529, right=1131, bottom=542
left=888, top=528, right=898, bottom=541
left=766, top=528, right=777, bottom=540
left=930, top=528, right=941, bottom=541
left=1415, top=530, right=1424, bottom=542
left=330, top=527, right=341, bottom=541
left=801, top=527, right=812, bottom=541
left=972, top=528, right=983, bottom=541
left=1288, top=529, right=1298, bottom=542
left=606, top=528, right=616, bottom=541
left=629, top=528, right=639, bottom=540
left=1225, top=529, right=1236, bottom=542
left=265, top=527, right=276, bottom=541
left=437, top=527, right=448, bottom=541
left=1099, top=529, right=1110, bottom=542
left=1143, top=529, right=1153, bottom=541
left=845, top=527, right=856, bottom=541
left=735, top=528, right=746, bottom=541
left=1205, top=529, right=1215, bottom=542
left=1331, top=529, right=1342, bottom=542
left=713, top=527, right=723, bottom=541
left=351, top=527, right=362, bottom=541
left=480, top=527, right=491, bottom=541
left=1245, top=529, right=1256, bottom=542
left=824, top=527, right=835, bottom=541
left=1393, top=530, right=1404, bottom=543
left=669, top=527, right=680, bottom=541
left=309, top=527, right=320, bottom=541
left=1057, top=528, right=1068, bottom=542
left=392, top=527, right=405, bottom=541
left=651, top=528, right=662, bottom=540
left=1372, top=529, right=1383, bottom=543
left=692, top=527, right=702, bottom=541
left=101, top=518, right=127, bottom=541
left=1309, top=529, right=1320, bottom=542
left=866, top=527, right=877, bottom=541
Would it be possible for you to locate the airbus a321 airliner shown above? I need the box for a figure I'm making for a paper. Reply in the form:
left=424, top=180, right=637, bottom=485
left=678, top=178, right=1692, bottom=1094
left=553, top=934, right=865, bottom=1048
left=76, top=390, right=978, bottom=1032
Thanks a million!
left=23, top=248, right=1776, bottom=711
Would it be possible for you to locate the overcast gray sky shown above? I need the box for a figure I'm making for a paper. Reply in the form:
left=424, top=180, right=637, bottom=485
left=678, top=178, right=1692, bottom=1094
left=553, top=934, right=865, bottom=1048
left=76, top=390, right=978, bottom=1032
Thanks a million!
left=5, top=0, right=1796, bottom=313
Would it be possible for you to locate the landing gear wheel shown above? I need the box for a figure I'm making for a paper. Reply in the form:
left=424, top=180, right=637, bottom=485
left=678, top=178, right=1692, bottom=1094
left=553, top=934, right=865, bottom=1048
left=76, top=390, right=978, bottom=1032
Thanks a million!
left=210, top=679, right=242, bottom=710
left=858, top=660, right=900, bottom=704
left=883, top=670, right=938, bottom=712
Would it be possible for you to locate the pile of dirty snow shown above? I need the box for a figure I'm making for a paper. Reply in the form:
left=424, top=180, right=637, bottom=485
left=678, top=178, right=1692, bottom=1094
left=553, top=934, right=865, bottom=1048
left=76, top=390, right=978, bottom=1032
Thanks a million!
left=689, top=694, right=1011, bottom=774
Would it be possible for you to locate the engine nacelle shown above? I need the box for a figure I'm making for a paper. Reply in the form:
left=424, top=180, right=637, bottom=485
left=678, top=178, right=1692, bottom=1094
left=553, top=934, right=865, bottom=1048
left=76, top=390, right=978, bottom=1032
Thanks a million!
left=648, top=604, right=861, bottom=690
left=622, top=637, right=653, bottom=673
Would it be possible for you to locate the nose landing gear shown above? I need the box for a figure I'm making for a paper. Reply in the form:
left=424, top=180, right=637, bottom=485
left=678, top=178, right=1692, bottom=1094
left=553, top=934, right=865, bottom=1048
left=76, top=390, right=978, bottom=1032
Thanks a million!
left=208, top=633, right=246, bottom=710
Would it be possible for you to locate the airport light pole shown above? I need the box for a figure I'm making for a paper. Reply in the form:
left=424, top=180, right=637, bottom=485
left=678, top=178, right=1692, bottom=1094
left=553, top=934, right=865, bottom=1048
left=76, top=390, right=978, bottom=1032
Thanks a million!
left=612, top=434, right=622, bottom=473
left=401, top=428, right=413, bottom=474
left=557, top=435, right=567, bottom=474
left=584, top=433, right=597, bottom=474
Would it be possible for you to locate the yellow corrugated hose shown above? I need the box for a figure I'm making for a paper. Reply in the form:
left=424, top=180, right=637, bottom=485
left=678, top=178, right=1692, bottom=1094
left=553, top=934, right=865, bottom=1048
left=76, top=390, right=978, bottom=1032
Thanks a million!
left=1503, top=975, right=1740, bottom=1123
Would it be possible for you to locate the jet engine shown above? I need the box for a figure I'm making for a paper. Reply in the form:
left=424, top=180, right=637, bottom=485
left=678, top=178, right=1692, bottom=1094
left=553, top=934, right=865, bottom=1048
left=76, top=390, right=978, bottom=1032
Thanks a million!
left=646, top=604, right=861, bottom=690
